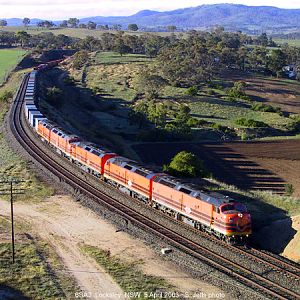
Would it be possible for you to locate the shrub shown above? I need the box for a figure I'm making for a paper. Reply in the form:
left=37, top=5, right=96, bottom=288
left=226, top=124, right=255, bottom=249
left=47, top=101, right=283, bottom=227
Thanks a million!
left=163, top=151, right=207, bottom=178
left=285, top=183, right=295, bottom=196
left=186, top=86, right=198, bottom=96
left=0, top=90, right=13, bottom=102
left=251, top=103, right=281, bottom=113
left=187, top=118, right=208, bottom=128
left=235, top=118, right=267, bottom=128
left=226, top=81, right=247, bottom=99
left=207, top=89, right=215, bottom=96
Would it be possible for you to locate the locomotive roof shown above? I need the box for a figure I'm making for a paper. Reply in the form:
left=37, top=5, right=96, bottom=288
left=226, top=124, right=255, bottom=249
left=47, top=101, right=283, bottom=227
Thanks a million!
left=109, top=156, right=155, bottom=177
left=41, top=119, right=78, bottom=140
left=75, top=142, right=113, bottom=156
left=155, top=175, right=234, bottom=207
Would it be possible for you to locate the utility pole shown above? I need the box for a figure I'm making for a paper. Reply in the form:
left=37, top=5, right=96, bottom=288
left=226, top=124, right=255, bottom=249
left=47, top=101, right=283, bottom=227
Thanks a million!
left=0, top=177, right=25, bottom=264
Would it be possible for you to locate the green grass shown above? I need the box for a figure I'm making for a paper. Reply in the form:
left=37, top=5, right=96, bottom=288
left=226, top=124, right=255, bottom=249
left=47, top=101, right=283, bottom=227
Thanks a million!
left=188, top=97, right=293, bottom=130
left=274, top=38, right=300, bottom=47
left=82, top=245, right=174, bottom=299
left=0, top=49, right=27, bottom=84
left=94, top=52, right=152, bottom=65
left=0, top=216, right=79, bottom=299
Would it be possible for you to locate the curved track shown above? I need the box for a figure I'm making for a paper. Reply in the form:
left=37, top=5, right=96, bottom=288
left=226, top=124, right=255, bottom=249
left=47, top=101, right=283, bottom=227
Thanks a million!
left=10, top=74, right=300, bottom=300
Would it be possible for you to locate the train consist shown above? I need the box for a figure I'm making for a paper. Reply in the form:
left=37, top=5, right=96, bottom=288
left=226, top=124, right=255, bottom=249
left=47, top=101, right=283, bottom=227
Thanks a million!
left=23, top=62, right=252, bottom=244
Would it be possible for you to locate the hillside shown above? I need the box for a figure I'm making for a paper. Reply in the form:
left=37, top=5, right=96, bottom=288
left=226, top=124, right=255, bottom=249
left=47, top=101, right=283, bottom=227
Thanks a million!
left=4, top=4, right=300, bottom=34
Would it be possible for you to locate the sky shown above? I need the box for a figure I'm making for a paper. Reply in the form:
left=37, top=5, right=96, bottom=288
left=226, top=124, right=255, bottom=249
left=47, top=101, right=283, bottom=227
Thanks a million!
left=0, top=0, right=299, bottom=19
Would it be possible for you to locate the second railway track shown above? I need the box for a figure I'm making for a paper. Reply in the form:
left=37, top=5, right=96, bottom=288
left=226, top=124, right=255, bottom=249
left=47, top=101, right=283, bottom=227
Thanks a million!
left=9, top=74, right=300, bottom=300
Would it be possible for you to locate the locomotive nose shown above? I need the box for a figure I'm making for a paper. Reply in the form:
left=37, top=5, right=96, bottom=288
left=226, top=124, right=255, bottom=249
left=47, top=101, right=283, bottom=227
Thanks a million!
left=236, top=212, right=251, bottom=232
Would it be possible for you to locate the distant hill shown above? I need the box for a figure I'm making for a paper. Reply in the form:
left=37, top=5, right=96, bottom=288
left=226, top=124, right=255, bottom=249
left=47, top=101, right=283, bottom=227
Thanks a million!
left=79, top=4, right=300, bottom=33
left=3, top=4, right=300, bottom=34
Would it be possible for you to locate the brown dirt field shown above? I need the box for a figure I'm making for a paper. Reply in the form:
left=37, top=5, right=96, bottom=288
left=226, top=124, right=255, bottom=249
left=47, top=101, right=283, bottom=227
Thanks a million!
left=229, top=72, right=300, bottom=114
left=132, top=139, right=300, bottom=196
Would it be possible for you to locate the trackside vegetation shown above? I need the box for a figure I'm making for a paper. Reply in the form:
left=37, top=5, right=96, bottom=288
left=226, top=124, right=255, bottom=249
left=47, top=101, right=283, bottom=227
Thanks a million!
left=163, top=151, right=208, bottom=178
left=0, top=217, right=79, bottom=299
left=81, top=244, right=174, bottom=299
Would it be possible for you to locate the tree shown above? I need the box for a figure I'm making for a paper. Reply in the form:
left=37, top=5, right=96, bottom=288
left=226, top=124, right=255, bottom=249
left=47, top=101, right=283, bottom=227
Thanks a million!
left=134, top=68, right=167, bottom=100
left=22, top=17, right=30, bottom=28
left=257, top=33, right=268, bottom=47
left=114, top=38, right=131, bottom=56
left=68, top=18, right=79, bottom=28
left=163, top=151, right=207, bottom=178
left=112, top=24, right=122, bottom=31
left=37, top=20, right=54, bottom=28
left=267, top=49, right=287, bottom=77
left=87, top=21, right=97, bottom=30
left=16, top=31, right=30, bottom=48
left=47, top=86, right=62, bottom=105
left=167, top=25, right=177, bottom=32
left=0, top=20, right=7, bottom=27
left=60, top=20, right=68, bottom=28
left=128, top=24, right=138, bottom=31
left=79, top=23, right=87, bottom=28
left=72, top=50, right=89, bottom=69
left=147, top=101, right=168, bottom=127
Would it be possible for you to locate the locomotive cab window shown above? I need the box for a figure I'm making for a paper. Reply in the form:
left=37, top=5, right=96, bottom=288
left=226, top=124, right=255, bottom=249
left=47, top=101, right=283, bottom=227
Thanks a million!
left=221, top=204, right=235, bottom=213
left=124, top=165, right=132, bottom=170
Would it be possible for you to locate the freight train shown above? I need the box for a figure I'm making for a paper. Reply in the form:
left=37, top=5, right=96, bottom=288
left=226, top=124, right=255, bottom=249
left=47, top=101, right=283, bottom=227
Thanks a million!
left=23, top=61, right=252, bottom=244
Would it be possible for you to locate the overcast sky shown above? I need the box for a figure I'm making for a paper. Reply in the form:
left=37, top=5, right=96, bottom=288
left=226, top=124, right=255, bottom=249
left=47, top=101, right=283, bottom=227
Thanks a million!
left=0, top=0, right=299, bottom=19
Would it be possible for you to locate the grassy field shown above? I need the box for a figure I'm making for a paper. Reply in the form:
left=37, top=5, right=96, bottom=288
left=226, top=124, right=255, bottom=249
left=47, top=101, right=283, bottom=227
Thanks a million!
left=81, top=244, right=173, bottom=299
left=0, top=216, right=78, bottom=299
left=274, top=38, right=300, bottom=47
left=0, top=49, right=27, bottom=84
left=2, top=26, right=176, bottom=39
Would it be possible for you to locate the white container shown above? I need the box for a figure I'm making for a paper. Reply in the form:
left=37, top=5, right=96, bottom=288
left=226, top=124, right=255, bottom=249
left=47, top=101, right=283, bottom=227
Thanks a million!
left=25, top=104, right=37, bottom=118
left=29, top=111, right=43, bottom=127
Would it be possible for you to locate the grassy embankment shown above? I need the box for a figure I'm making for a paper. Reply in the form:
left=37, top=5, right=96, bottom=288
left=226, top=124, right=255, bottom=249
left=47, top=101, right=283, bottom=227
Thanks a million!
left=81, top=244, right=173, bottom=300
left=0, top=68, right=54, bottom=201
left=0, top=216, right=79, bottom=299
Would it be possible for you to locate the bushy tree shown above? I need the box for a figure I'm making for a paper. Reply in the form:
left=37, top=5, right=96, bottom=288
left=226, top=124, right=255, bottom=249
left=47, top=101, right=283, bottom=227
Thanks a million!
left=163, top=151, right=207, bottom=178
left=46, top=87, right=62, bottom=105
left=134, top=68, right=167, bottom=99
left=22, top=17, right=30, bottom=28
left=128, top=24, right=138, bottom=31
left=72, top=50, right=89, bottom=69
left=68, top=18, right=79, bottom=28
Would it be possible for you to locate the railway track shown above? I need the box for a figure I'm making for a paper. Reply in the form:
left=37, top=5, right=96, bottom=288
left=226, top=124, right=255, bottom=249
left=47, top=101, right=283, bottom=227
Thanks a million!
left=9, top=74, right=300, bottom=300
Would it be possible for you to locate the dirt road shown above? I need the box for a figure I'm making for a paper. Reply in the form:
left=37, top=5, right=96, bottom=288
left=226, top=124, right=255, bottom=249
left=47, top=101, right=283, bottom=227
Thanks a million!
left=0, top=195, right=227, bottom=299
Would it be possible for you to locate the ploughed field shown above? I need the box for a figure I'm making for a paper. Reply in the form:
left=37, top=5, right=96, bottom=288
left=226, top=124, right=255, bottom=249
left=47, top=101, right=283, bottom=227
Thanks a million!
left=133, top=139, right=300, bottom=196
